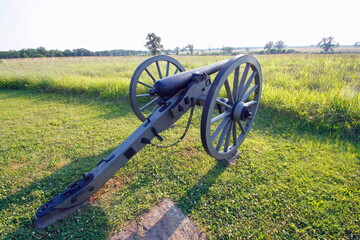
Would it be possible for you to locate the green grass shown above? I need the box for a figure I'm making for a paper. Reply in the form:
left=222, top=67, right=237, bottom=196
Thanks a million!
left=0, top=55, right=359, bottom=238
left=0, top=55, right=358, bottom=139
left=0, top=89, right=359, bottom=239
left=260, top=54, right=359, bottom=139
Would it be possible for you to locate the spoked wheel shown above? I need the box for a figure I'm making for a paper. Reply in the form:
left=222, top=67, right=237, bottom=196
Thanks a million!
left=201, top=55, right=262, bottom=160
left=129, top=55, right=185, bottom=121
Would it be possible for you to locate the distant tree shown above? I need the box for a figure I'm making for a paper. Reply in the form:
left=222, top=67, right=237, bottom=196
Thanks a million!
left=318, top=36, right=336, bottom=53
left=174, top=47, right=180, bottom=55
left=221, top=46, right=233, bottom=55
left=36, top=47, right=47, bottom=57
left=355, top=42, right=360, bottom=47
left=19, top=49, right=28, bottom=58
left=186, top=44, right=194, bottom=55
left=0, top=47, right=149, bottom=59
left=25, top=48, right=39, bottom=58
left=164, top=49, right=171, bottom=55
left=145, top=33, right=163, bottom=55
left=62, top=49, right=73, bottom=57
left=274, top=40, right=286, bottom=50
left=74, top=48, right=93, bottom=56
left=48, top=49, right=63, bottom=57
left=264, top=41, right=274, bottom=52
left=245, top=47, right=250, bottom=53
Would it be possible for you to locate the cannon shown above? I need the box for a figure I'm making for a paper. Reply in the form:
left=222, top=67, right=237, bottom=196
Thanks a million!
left=34, top=54, right=262, bottom=229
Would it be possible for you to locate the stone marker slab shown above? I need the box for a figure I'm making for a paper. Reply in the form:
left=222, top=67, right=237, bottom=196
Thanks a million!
left=109, top=198, right=206, bottom=240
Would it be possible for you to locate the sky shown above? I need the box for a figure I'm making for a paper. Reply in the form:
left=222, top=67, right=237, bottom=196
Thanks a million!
left=0, top=0, right=359, bottom=51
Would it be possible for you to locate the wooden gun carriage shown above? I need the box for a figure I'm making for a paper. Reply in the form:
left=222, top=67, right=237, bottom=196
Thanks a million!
left=35, top=54, right=262, bottom=229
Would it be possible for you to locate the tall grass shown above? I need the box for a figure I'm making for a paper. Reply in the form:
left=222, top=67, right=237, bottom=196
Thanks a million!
left=0, top=57, right=139, bottom=98
left=0, top=54, right=359, bottom=138
left=259, top=54, right=360, bottom=139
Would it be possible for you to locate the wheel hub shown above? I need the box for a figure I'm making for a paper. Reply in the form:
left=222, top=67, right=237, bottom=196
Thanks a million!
left=232, top=102, right=252, bottom=121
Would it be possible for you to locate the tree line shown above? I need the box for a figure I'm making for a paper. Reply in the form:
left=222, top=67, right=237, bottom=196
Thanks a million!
left=0, top=47, right=148, bottom=59
left=145, top=33, right=360, bottom=56
left=144, top=33, right=295, bottom=56
left=2, top=35, right=356, bottom=59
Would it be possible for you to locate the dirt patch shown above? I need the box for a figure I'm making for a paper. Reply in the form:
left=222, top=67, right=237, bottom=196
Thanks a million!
left=89, top=175, right=126, bottom=204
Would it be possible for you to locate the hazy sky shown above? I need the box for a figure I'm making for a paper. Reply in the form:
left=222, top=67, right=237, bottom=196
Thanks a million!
left=0, top=0, right=359, bottom=51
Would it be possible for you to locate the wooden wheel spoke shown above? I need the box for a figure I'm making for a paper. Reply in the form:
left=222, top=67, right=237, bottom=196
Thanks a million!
left=244, top=100, right=257, bottom=107
left=174, top=68, right=179, bottom=74
left=145, top=68, right=157, bottom=82
left=216, top=120, right=231, bottom=152
left=156, top=61, right=162, bottom=79
left=136, top=94, right=150, bottom=98
left=224, top=79, right=234, bottom=104
left=232, top=121, right=238, bottom=146
left=140, top=96, right=159, bottom=111
left=216, top=98, right=232, bottom=109
left=138, top=81, right=153, bottom=88
left=223, top=121, right=233, bottom=152
left=239, top=71, right=257, bottom=100
left=233, top=67, right=240, bottom=101
left=211, top=111, right=231, bottom=124
left=241, top=84, right=258, bottom=102
left=211, top=116, right=231, bottom=142
left=237, top=120, right=245, bottom=133
left=166, top=61, right=170, bottom=77
left=237, top=63, right=250, bottom=100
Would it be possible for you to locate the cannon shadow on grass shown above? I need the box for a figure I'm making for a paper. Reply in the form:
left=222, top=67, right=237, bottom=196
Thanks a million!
left=1, top=90, right=359, bottom=239
left=0, top=150, right=115, bottom=239
left=176, top=162, right=228, bottom=215
left=105, top=160, right=228, bottom=239
left=127, top=104, right=359, bottom=239
left=0, top=144, right=228, bottom=239
left=143, top=162, right=227, bottom=239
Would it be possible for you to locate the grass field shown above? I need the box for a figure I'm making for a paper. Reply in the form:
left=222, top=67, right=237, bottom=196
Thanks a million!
left=1, top=55, right=358, bottom=139
left=0, top=55, right=359, bottom=239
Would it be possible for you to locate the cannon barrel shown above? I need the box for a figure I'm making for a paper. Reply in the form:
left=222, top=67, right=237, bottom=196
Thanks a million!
left=149, top=59, right=229, bottom=97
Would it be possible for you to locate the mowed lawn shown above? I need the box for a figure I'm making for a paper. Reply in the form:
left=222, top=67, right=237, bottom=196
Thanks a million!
left=0, top=55, right=359, bottom=239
